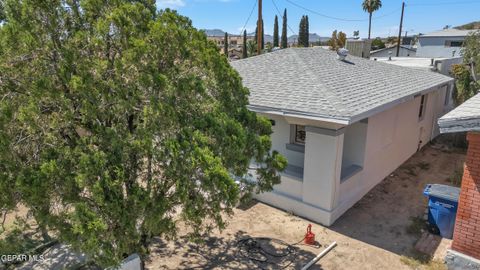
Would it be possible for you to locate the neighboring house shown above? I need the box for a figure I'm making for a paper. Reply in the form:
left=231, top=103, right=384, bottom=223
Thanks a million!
left=375, top=57, right=463, bottom=77
left=438, top=93, right=480, bottom=269
left=231, top=47, right=454, bottom=226
left=370, top=45, right=416, bottom=58
left=402, top=36, right=415, bottom=49
left=416, top=29, right=475, bottom=58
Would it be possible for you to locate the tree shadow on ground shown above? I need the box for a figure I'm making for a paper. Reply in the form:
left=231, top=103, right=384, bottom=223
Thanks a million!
left=148, top=230, right=322, bottom=269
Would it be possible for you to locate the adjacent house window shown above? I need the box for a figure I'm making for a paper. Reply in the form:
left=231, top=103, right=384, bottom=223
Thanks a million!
left=293, top=125, right=306, bottom=145
left=445, top=40, right=463, bottom=47
left=418, top=94, right=427, bottom=120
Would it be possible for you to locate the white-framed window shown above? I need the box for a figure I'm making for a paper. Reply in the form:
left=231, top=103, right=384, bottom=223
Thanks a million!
left=292, top=125, right=306, bottom=145
left=418, top=94, right=427, bottom=121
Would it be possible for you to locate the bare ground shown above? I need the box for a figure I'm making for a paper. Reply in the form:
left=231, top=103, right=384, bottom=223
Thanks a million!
left=146, top=141, right=466, bottom=270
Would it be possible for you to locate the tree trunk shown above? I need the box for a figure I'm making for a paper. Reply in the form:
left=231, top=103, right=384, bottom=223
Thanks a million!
left=368, top=12, right=372, bottom=39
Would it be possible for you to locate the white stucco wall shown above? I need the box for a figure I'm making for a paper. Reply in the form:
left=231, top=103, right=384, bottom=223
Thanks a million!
left=417, top=36, right=465, bottom=58
left=335, top=84, right=452, bottom=221
left=254, top=83, right=453, bottom=226
left=267, top=114, right=304, bottom=168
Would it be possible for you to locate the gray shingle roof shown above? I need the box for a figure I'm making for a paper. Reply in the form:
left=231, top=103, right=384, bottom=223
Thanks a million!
left=438, top=93, right=480, bottom=133
left=419, top=29, right=474, bottom=37
left=230, top=47, right=453, bottom=124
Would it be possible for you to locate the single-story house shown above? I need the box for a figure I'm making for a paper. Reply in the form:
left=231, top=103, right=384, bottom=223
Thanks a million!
left=231, top=47, right=454, bottom=226
left=438, top=93, right=480, bottom=269
left=416, top=29, right=475, bottom=58
left=370, top=45, right=416, bottom=58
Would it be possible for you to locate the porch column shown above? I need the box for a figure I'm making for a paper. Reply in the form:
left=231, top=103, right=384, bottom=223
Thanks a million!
left=302, top=126, right=344, bottom=211
left=451, top=132, right=480, bottom=260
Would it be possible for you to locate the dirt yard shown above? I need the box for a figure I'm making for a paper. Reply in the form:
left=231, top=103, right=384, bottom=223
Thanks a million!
left=146, top=140, right=466, bottom=270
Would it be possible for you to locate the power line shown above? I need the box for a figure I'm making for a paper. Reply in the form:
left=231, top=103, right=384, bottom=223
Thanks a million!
left=271, top=0, right=296, bottom=35
left=283, top=0, right=401, bottom=22
left=239, top=0, right=258, bottom=35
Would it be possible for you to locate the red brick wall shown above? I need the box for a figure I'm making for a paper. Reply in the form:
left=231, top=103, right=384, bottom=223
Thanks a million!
left=452, top=132, right=480, bottom=259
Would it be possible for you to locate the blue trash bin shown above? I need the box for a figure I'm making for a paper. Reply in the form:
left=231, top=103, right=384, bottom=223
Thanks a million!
left=423, top=184, right=460, bottom=239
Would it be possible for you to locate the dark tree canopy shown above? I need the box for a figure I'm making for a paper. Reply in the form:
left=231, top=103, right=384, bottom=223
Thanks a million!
left=281, top=9, right=288, bottom=48
left=298, top=15, right=309, bottom=47
left=0, top=0, right=286, bottom=267
left=224, top=32, right=229, bottom=56
left=273, top=15, right=279, bottom=48
left=362, top=0, right=382, bottom=39
left=452, top=30, right=480, bottom=105
left=242, top=30, right=248, bottom=58
left=371, top=37, right=386, bottom=50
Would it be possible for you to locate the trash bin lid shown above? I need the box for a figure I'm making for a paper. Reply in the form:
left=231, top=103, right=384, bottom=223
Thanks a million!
left=423, top=184, right=460, bottom=202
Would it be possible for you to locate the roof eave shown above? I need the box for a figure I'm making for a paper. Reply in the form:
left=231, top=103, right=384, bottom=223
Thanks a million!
left=438, top=118, right=480, bottom=134
left=247, top=105, right=351, bottom=125
left=349, top=80, right=454, bottom=124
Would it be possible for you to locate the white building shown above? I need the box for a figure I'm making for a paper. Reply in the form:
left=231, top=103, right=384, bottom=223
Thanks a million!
left=374, top=57, right=463, bottom=77
left=231, top=48, right=454, bottom=226
left=416, top=29, right=474, bottom=58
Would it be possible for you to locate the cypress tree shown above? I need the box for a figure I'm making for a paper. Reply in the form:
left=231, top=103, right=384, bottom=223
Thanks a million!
left=273, top=15, right=279, bottom=47
left=298, top=16, right=303, bottom=47
left=261, top=19, right=264, bottom=50
left=298, top=16, right=307, bottom=47
left=281, top=9, right=288, bottom=48
left=305, top=15, right=309, bottom=47
left=242, top=30, right=248, bottom=58
left=224, top=32, right=228, bottom=57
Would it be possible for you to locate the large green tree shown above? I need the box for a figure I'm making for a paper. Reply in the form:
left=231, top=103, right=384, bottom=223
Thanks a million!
left=281, top=8, right=288, bottom=48
left=362, top=0, right=382, bottom=39
left=328, top=30, right=339, bottom=51
left=273, top=15, right=279, bottom=48
left=452, top=30, right=480, bottom=105
left=371, top=37, right=386, bottom=50
left=0, top=0, right=286, bottom=267
left=338, top=31, right=346, bottom=48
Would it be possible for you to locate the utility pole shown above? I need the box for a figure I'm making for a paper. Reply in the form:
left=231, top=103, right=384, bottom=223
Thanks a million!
left=396, top=1, right=405, bottom=57
left=257, top=0, right=263, bottom=55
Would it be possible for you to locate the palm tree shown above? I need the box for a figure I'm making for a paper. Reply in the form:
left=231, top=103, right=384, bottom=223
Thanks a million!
left=362, top=0, right=382, bottom=39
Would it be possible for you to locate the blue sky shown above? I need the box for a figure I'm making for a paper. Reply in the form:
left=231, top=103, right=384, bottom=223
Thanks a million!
left=156, top=0, right=480, bottom=38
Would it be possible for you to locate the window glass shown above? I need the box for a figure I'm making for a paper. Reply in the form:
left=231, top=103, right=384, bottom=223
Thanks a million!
left=445, top=40, right=463, bottom=47
left=294, top=125, right=306, bottom=145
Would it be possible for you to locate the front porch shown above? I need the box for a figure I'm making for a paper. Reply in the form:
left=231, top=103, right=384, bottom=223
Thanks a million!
left=254, top=114, right=368, bottom=226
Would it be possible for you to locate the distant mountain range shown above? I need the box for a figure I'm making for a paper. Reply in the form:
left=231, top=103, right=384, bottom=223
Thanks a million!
left=455, top=21, right=480, bottom=30
left=203, top=29, right=329, bottom=44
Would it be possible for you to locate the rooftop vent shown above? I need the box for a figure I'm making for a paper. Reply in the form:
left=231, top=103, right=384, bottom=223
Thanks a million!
left=337, top=48, right=349, bottom=61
